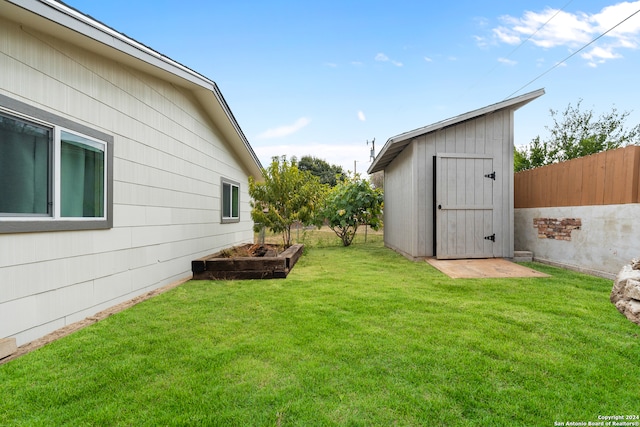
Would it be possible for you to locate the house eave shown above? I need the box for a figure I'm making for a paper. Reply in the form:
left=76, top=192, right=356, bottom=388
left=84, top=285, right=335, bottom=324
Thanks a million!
left=1, top=0, right=263, bottom=179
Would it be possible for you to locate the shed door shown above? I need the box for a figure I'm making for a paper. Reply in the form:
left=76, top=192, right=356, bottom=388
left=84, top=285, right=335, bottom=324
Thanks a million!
left=435, top=153, right=494, bottom=259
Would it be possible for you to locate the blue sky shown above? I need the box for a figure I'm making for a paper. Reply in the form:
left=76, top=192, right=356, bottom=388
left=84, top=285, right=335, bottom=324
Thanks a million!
left=63, top=0, right=640, bottom=175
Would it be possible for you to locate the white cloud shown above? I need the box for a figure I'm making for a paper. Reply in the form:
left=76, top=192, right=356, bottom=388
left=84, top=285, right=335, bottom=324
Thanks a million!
left=257, top=117, right=311, bottom=140
left=473, top=35, right=489, bottom=48
left=324, top=62, right=338, bottom=68
left=492, top=1, right=640, bottom=65
left=591, top=1, right=640, bottom=41
left=582, top=45, right=623, bottom=67
left=581, top=45, right=623, bottom=60
left=474, top=16, right=490, bottom=28
left=357, top=111, right=366, bottom=121
left=494, top=9, right=593, bottom=49
left=375, top=52, right=403, bottom=66
left=375, top=53, right=389, bottom=62
left=492, top=27, right=521, bottom=45
left=424, top=56, right=433, bottom=62
left=498, top=57, right=517, bottom=66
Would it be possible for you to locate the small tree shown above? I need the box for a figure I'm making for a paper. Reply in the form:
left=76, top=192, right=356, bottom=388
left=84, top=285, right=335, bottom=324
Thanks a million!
left=249, top=156, right=326, bottom=247
left=515, top=100, right=640, bottom=171
left=369, top=170, right=384, bottom=190
left=317, top=176, right=383, bottom=247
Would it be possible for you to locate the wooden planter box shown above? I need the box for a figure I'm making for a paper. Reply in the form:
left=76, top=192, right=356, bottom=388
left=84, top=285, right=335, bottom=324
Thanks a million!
left=191, top=244, right=304, bottom=280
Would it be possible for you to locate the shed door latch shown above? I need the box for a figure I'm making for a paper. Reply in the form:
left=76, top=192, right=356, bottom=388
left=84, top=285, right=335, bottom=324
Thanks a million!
left=484, top=171, right=496, bottom=180
left=484, top=233, right=495, bottom=242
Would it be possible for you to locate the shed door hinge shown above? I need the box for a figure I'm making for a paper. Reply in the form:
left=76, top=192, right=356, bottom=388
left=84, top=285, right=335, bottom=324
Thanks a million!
left=484, top=171, right=496, bottom=180
left=484, top=233, right=495, bottom=242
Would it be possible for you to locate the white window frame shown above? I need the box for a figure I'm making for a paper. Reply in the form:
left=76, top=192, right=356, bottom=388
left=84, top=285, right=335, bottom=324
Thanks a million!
left=221, top=178, right=240, bottom=223
left=55, top=128, right=107, bottom=220
left=0, top=95, right=113, bottom=233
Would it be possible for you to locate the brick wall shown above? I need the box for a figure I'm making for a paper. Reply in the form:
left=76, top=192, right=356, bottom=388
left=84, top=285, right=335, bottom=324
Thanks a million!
left=533, top=218, right=582, bottom=241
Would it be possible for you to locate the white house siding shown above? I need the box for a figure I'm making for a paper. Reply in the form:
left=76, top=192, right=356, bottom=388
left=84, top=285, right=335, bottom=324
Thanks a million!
left=0, top=16, right=254, bottom=345
left=515, top=204, right=640, bottom=279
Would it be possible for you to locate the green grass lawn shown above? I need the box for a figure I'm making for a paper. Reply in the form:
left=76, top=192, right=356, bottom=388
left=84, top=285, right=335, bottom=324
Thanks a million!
left=1, top=235, right=638, bottom=426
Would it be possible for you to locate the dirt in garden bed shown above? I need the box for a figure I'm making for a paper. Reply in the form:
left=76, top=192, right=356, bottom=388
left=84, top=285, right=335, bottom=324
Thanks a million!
left=217, top=243, right=284, bottom=258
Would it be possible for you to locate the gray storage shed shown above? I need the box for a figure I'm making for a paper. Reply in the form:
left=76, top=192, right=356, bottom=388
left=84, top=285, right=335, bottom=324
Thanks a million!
left=368, top=89, right=544, bottom=260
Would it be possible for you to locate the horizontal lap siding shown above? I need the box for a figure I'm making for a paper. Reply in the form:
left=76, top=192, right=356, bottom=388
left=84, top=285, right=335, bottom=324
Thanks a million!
left=515, top=146, right=640, bottom=208
left=0, top=18, right=253, bottom=344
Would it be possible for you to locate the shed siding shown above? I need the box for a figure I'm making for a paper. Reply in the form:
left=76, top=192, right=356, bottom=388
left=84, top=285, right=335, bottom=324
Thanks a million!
left=383, top=144, right=417, bottom=258
left=0, top=17, right=253, bottom=345
left=387, top=110, right=515, bottom=259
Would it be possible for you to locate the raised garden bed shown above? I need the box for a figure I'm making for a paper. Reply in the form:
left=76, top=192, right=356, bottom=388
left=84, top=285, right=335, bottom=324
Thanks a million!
left=191, top=243, right=304, bottom=280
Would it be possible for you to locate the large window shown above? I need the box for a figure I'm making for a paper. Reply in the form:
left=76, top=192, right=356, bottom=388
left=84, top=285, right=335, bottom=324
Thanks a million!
left=0, top=114, right=51, bottom=216
left=0, top=96, right=113, bottom=233
left=221, top=179, right=239, bottom=223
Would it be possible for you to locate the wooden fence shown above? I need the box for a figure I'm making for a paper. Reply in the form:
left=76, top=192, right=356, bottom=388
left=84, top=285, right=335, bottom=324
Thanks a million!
left=514, top=145, right=640, bottom=208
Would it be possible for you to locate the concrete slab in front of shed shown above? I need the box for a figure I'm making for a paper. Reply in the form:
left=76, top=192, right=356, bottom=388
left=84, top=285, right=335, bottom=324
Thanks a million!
left=426, top=258, right=549, bottom=279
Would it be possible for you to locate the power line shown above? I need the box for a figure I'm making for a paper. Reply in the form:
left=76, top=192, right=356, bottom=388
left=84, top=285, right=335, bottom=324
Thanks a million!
left=463, top=0, right=575, bottom=95
left=505, top=6, right=640, bottom=99
left=503, top=0, right=575, bottom=59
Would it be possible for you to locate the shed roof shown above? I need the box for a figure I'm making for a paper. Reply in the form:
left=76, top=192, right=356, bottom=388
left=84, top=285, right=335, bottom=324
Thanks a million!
left=1, top=0, right=263, bottom=178
left=368, top=88, right=545, bottom=174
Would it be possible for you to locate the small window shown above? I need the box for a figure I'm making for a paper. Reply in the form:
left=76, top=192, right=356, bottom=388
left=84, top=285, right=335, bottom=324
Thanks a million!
left=221, top=179, right=239, bottom=223
left=0, top=95, right=113, bottom=233
left=60, top=131, right=105, bottom=218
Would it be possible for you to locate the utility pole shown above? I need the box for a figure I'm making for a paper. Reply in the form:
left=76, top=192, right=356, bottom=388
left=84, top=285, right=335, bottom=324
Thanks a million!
left=365, top=138, right=376, bottom=243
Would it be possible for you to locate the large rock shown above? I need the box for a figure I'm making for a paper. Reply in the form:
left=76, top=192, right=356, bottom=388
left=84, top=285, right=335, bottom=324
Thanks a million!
left=611, top=258, right=640, bottom=326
